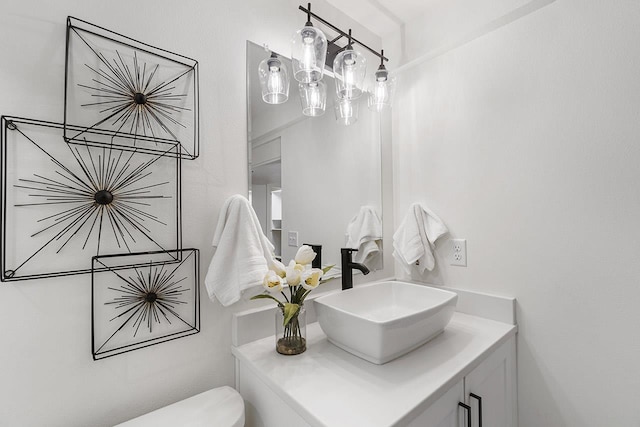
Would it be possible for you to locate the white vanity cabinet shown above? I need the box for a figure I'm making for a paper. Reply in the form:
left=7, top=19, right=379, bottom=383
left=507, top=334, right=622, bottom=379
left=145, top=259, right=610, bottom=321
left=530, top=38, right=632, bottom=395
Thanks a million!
left=233, top=311, right=517, bottom=427
left=407, top=380, right=464, bottom=427
left=408, top=337, right=517, bottom=427
left=463, top=337, right=517, bottom=427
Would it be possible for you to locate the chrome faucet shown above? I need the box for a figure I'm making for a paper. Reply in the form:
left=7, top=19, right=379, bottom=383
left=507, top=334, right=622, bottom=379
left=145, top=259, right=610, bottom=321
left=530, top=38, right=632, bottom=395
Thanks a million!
left=341, top=248, right=370, bottom=290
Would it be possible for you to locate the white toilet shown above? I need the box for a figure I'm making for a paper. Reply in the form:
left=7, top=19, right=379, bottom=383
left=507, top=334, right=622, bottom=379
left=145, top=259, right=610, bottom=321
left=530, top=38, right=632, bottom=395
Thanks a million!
left=116, top=386, right=245, bottom=427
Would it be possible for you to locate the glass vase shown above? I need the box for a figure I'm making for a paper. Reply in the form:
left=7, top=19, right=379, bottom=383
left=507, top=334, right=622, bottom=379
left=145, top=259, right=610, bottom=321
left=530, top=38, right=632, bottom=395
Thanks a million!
left=275, top=305, right=306, bottom=355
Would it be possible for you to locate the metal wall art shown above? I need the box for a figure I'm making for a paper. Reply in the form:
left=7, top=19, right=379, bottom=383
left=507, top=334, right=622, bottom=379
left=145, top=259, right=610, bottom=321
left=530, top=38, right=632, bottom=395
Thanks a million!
left=92, top=248, right=200, bottom=360
left=3, top=15, right=201, bottom=359
left=1, top=116, right=181, bottom=282
left=65, top=17, right=200, bottom=160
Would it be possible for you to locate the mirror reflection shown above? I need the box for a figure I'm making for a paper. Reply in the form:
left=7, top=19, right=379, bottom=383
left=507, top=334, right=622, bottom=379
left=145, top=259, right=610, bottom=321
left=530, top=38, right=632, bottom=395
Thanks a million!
left=247, top=41, right=383, bottom=273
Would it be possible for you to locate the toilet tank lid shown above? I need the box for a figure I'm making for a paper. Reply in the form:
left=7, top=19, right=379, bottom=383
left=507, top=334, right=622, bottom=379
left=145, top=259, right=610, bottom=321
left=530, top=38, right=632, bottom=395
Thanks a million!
left=116, top=386, right=245, bottom=427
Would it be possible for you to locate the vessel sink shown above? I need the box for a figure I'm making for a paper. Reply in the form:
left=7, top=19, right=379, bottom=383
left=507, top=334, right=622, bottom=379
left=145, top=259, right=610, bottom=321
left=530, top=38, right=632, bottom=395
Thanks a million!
left=314, top=281, right=458, bottom=364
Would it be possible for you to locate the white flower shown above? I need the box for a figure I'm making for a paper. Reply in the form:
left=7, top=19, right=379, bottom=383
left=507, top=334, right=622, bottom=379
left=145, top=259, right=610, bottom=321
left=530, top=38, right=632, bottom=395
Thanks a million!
left=270, top=259, right=287, bottom=278
left=295, top=245, right=317, bottom=266
left=288, top=259, right=305, bottom=272
left=262, top=270, right=283, bottom=293
left=285, top=260, right=303, bottom=286
left=301, top=268, right=324, bottom=290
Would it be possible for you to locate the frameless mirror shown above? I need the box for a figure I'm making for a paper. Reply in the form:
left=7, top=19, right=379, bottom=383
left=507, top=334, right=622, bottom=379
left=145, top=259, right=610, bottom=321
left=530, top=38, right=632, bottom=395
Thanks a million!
left=247, top=41, right=383, bottom=274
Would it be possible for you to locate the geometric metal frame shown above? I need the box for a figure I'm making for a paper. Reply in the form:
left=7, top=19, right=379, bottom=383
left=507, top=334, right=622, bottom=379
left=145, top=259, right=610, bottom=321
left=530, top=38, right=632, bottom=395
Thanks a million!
left=64, top=16, right=200, bottom=160
left=2, top=15, right=202, bottom=361
left=1, top=116, right=182, bottom=282
left=91, top=248, right=200, bottom=360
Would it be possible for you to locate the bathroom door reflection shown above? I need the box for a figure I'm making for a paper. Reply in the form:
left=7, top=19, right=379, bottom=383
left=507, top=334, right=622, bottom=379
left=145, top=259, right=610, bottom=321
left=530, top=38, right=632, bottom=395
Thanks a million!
left=250, top=150, right=282, bottom=260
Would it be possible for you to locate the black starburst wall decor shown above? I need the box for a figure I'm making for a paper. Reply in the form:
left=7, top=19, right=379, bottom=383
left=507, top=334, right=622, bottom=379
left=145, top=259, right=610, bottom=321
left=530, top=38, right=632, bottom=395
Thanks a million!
left=0, top=116, right=181, bottom=282
left=92, top=249, right=200, bottom=360
left=64, top=17, right=200, bottom=160
left=1, top=16, right=201, bottom=359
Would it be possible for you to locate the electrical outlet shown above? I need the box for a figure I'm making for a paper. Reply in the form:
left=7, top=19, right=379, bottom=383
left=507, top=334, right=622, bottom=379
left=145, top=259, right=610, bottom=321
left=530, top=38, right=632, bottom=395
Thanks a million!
left=450, top=239, right=467, bottom=267
left=288, top=231, right=299, bottom=247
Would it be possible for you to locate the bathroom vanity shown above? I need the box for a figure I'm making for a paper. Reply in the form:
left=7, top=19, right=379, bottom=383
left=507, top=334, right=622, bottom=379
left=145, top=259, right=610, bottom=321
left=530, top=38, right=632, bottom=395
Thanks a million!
left=232, top=283, right=517, bottom=427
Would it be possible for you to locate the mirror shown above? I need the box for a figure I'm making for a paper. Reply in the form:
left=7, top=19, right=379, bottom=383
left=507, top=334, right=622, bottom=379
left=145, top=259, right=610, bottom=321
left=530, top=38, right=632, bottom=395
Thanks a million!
left=247, top=41, right=383, bottom=273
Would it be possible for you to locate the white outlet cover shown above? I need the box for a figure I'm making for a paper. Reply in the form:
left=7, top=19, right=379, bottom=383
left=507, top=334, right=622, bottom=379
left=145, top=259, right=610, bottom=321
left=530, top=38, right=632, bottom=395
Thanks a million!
left=449, top=239, right=467, bottom=267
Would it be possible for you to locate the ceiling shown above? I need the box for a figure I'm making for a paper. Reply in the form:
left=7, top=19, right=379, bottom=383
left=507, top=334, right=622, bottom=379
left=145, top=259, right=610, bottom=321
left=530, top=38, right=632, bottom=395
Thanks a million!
left=323, top=0, right=546, bottom=66
left=323, top=0, right=427, bottom=37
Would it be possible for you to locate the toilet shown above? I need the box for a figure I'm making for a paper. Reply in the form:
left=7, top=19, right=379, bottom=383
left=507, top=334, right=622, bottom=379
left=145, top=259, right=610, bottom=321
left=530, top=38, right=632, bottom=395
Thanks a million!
left=116, top=386, right=245, bottom=427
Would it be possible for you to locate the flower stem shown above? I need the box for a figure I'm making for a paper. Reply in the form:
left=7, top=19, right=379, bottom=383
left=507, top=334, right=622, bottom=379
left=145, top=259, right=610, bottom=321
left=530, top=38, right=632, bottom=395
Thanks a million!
left=281, top=291, right=290, bottom=303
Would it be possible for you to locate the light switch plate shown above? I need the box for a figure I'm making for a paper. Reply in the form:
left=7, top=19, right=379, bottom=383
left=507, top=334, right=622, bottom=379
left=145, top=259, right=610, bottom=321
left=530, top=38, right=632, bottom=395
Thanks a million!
left=288, top=231, right=299, bottom=247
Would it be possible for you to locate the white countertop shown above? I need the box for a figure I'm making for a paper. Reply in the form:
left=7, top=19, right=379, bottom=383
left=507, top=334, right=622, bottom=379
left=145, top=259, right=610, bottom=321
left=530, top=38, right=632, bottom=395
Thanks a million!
left=232, top=312, right=516, bottom=427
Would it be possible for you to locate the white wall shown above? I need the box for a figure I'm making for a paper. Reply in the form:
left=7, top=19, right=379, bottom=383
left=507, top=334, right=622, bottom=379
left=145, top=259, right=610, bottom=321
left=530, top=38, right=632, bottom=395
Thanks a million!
left=390, top=0, right=640, bottom=425
left=0, top=1, right=392, bottom=426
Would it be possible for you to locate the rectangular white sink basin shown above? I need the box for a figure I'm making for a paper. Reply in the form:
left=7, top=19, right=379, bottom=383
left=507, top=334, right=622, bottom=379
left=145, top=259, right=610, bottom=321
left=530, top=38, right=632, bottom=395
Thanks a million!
left=314, top=281, right=458, bottom=364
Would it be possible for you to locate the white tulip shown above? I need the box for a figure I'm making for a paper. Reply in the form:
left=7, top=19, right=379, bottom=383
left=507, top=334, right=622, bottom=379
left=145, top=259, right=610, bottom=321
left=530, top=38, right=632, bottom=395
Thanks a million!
left=270, top=259, right=287, bottom=278
left=295, top=245, right=317, bottom=266
left=301, top=268, right=324, bottom=290
left=285, top=262, right=303, bottom=286
left=288, top=259, right=305, bottom=272
left=262, top=270, right=283, bottom=293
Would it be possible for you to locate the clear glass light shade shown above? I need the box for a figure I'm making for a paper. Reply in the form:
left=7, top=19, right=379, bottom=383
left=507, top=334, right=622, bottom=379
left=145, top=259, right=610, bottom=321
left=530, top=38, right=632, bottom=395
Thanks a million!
left=334, top=97, right=359, bottom=125
left=333, top=48, right=366, bottom=100
left=367, top=69, right=396, bottom=112
left=299, top=81, right=326, bottom=116
left=292, top=25, right=328, bottom=83
left=258, top=54, right=290, bottom=105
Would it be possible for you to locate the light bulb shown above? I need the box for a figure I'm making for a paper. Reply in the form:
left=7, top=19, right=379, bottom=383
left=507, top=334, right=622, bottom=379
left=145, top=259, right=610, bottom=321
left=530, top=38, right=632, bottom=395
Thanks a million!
left=333, top=48, right=365, bottom=100
left=300, top=31, right=316, bottom=71
left=258, top=53, right=289, bottom=105
left=334, top=97, right=358, bottom=125
left=268, top=68, right=283, bottom=95
left=367, top=65, right=395, bottom=112
left=299, top=80, right=326, bottom=116
left=340, top=99, right=353, bottom=118
left=343, top=54, right=356, bottom=97
left=373, top=82, right=387, bottom=102
left=309, top=83, right=320, bottom=108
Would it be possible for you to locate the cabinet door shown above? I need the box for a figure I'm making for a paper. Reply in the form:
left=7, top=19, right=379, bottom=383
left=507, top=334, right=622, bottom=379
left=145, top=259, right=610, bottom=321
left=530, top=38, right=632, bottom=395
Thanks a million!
left=238, top=361, right=311, bottom=427
left=406, top=380, right=465, bottom=427
left=464, top=337, right=517, bottom=427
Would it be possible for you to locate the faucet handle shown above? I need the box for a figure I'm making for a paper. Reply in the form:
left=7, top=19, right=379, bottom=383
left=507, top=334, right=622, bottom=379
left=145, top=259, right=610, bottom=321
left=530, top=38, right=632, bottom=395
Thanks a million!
left=341, top=247, right=359, bottom=253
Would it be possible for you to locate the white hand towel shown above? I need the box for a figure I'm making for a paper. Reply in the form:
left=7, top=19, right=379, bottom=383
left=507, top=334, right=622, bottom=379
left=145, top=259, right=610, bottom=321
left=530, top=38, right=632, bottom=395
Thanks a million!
left=204, top=194, right=275, bottom=306
left=346, top=206, right=383, bottom=268
left=393, top=203, right=448, bottom=273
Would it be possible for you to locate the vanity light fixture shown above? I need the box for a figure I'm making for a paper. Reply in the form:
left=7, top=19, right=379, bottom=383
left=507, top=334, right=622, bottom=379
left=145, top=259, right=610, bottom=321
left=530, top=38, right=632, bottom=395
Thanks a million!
left=258, top=52, right=290, bottom=104
left=299, top=80, right=327, bottom=116
left=289, top=3, right=394, bottom=117
left=291, top=3, right=327, bottom=84
left=367, top=50, right=396, bottom=112
left=333, top=29, right=366, bottom=100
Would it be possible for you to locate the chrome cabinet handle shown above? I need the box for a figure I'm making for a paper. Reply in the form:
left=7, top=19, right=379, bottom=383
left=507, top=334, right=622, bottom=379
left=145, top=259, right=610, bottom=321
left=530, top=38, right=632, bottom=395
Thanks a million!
left=469, top=393, right=483, bottom=427
left=458, top=402, right=472, bottom=427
